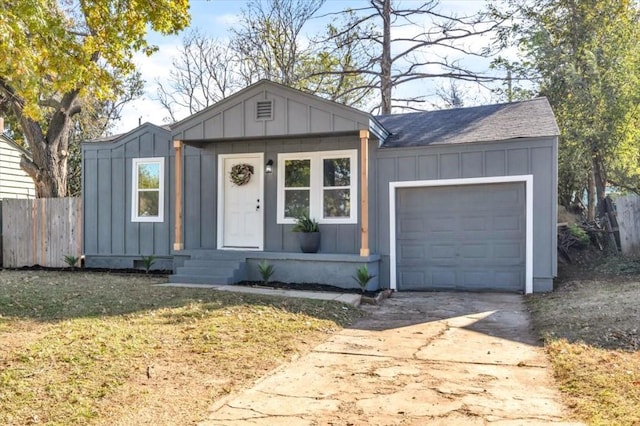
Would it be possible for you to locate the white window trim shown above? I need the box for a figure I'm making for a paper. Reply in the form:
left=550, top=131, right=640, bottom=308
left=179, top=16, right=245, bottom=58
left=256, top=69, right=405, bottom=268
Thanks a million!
left=277, top=149, right=358, bottom=225
left=131, top=157, right=165, bottom=223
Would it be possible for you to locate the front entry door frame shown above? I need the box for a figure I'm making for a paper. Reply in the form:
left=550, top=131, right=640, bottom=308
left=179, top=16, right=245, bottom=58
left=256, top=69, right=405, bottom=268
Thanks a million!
left=217, top=152, right=264, bottom=250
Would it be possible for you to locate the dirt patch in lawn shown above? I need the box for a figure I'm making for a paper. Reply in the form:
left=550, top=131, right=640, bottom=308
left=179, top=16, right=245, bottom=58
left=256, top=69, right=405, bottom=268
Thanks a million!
left=0, top=270, right=364, bottom=425
left=527, top=255, right=640, bottom=425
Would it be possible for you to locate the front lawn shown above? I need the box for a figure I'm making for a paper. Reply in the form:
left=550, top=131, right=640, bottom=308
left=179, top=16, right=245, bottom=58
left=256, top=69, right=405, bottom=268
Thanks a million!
left=0, top=270, right=363, bottom=425
left=527, top=258, right=640, bottom=426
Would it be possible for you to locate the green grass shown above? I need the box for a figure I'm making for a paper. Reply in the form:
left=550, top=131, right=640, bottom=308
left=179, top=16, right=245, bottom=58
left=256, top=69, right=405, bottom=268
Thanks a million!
left=0, top=271, right=364, bottom=425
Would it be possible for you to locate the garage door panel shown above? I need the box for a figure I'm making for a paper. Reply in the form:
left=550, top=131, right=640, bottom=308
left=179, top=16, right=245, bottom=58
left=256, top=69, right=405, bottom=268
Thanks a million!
left=399, top=244, right=424, bottom=259
left=493, top=214, right=522, bottom=231
left=399, top=218, right=424, bottom=232
left=400, top=271, right=427, bottom=287
left=494, top=243, right=522, bottom=259
left=397, top=182, right=526, bottom=292
left=430, top=244, right=456, bottom=259
left=428, top=216, right=457, bottom=232
left=460, top=244, right=489, bottom=259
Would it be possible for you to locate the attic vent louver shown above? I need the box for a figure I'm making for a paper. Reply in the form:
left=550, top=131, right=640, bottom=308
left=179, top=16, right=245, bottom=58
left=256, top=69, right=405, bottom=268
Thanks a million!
left=256, top=100, right=273, bottom=120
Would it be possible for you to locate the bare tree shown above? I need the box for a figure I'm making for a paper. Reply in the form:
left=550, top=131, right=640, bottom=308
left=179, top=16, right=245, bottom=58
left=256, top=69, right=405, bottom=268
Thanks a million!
left=230, top=0, right=325, bottom=86
left=157, top=0, right=373, bottom=119
left=318, top=0, right=507, bottom=114
left=157, top=30, right=240, bottom=122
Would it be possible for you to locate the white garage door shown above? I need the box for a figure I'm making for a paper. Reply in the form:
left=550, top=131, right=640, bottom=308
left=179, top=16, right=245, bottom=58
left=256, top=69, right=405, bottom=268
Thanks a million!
left=396, top=182, right=526, bottom=292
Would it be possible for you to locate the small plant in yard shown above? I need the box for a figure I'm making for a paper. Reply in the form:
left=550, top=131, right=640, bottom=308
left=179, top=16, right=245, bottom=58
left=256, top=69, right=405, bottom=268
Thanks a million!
left=141, top=255, right=156, bottom=274
left=257, top=260, right=275, bottom=285
left=63, top=254, right=79, bottom=270
left=353, top=265, right=375, bottom=294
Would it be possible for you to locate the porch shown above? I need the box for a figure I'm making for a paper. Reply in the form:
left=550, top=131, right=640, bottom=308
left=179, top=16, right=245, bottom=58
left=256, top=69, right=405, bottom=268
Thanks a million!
left=170, top=249, right=381, bottom=291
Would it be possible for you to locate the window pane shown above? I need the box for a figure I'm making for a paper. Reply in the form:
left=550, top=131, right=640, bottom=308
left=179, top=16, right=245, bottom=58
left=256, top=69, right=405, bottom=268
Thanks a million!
left=138, top=164, right=160, bottom=189
left=323, top=189, right=350, bottom=218
left=284, top=159, right=310, bottom=187
left=138, top=191, right=159, bottom=217
left=284, top=189, right=310, bottom=218
left=323, top=158, right=350, bottom=187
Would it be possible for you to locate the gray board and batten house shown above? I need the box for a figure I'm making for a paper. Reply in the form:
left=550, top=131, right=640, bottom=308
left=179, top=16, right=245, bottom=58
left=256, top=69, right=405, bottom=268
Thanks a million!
left=82, top=79, right=559, bottom=293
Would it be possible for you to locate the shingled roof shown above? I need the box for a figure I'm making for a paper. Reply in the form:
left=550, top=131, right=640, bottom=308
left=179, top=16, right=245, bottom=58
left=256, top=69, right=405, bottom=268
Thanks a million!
left=375, top=97, right=559, bottom=148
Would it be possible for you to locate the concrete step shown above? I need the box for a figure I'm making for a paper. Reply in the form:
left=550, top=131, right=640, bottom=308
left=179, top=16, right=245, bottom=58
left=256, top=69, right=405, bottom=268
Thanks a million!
left=182, top=259, right=241, bottom=269
left=189, top=250, right=246, bottom=260
left=175, top=267, right=236, bottom=277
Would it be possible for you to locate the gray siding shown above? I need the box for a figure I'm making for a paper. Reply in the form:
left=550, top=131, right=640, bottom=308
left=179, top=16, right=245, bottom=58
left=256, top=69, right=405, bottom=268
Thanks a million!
left=372, top=137, right=558, bottom=291
left=172, top=80, right=370, bottom=141
left=181, top=134, right=363, bottom=254
left=0, top=137, right=35, bottom=199
left=82, top=125, right=174, bottom=268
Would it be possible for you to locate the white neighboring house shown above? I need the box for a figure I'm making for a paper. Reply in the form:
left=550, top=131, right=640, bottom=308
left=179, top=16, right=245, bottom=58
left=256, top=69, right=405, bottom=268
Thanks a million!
left=0, top=120, right=36, bottom=199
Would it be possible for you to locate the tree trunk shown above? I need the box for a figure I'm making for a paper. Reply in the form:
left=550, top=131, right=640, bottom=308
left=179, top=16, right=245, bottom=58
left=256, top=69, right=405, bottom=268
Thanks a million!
left=587, top=167, right=596, bottom=221
left=379, top=0, right=392, bottom=114
left=592, top=153, right=607, bottom=216
left=14, top=91, right=78, bottom=198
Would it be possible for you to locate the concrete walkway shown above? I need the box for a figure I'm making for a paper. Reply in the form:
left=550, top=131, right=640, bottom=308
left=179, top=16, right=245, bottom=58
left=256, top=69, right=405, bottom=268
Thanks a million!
left=200, top=292, right=580, bottom=425
left=154, top=283, right=362, bottom=306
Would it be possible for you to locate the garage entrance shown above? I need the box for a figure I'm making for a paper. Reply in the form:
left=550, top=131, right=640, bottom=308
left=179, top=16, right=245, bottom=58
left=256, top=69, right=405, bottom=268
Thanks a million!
left=395, top=181, right=526, bottom=292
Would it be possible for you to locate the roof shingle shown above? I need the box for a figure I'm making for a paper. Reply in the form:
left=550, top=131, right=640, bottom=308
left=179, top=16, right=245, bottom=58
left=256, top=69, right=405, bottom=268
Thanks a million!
left=375, top=97, right=559, bottom=148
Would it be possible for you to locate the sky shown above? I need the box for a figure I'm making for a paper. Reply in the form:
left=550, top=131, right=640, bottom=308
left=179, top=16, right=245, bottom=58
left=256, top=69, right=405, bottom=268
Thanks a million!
left=112, top=0, right=512, bottom=134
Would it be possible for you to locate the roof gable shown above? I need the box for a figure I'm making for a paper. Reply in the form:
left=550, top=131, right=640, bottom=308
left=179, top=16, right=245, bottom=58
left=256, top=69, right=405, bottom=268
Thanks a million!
left=170, top=80, right=371, bottom=141
left=82, top=122, right=170, bottom=148
left=376, top=98, right=559, bottom=147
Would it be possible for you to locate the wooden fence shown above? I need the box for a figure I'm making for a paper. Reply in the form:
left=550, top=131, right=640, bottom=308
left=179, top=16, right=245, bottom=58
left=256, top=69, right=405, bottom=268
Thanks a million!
left=1, top=197, right=82, bottom=268
left=614, top=194, right=640, bottom=256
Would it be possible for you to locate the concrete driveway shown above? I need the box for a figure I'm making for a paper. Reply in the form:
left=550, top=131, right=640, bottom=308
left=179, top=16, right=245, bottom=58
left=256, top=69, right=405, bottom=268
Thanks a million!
left=200, top=292, right=580, bottom=425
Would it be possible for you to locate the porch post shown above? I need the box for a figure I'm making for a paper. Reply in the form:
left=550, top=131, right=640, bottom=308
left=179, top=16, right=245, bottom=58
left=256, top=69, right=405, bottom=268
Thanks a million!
left=359, top=129, right=370, bottom=257
left=173, top=140, right=184, bottom=251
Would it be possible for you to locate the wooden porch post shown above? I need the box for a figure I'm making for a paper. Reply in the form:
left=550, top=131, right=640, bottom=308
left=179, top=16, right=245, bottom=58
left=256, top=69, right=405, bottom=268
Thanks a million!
left=173, top=140, right=184, bottom=251
left=359, top=129, right=370, bottom=257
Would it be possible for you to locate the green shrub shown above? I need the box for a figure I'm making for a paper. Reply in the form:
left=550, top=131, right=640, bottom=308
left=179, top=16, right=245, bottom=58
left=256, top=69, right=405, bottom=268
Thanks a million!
left=568, top=223, right=590, bottom=247
left=63, top=254, right=79, bottom=270
left=292, top=214, right=319, bottom=232
left=257, top=260, right=275, bottom=285
left=141, top=255, right=156, bottom=274
left=353, top=265, right=375, bottom=294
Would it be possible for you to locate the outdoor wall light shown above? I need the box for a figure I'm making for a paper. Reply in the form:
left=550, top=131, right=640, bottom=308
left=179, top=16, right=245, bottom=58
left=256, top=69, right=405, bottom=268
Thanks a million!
left=265, top=159, right=274, bottom=174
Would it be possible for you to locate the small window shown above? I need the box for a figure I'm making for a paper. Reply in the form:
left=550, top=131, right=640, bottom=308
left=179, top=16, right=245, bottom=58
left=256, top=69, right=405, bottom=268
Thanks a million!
left=132, top=158, right=164, bottom=222
left=256, top=100, right=273, bottom=120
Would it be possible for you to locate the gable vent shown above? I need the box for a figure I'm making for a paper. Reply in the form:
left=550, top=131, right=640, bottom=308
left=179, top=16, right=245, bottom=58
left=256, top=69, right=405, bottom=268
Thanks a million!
left=256, top=100, right=274, bottom=120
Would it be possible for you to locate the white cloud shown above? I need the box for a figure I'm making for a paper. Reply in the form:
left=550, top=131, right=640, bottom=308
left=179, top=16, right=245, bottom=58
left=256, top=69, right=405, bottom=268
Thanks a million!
left=214, top=13, right=241, bottom=26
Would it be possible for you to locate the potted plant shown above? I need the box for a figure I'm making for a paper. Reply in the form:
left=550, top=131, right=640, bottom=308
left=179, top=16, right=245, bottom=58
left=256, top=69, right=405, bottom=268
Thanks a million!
left=292, top=214, right=321, bottom=253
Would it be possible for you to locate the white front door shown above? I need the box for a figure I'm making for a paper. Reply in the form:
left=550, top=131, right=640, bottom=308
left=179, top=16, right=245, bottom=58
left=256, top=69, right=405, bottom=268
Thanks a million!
left=218, top=153, right=264, bottom=249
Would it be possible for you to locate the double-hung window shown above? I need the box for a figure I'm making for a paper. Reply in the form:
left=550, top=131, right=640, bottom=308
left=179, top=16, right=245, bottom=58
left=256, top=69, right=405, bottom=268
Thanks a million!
left=132, top=158, right=164, bottom=222
left=277, top=149, right=357, bottom=224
